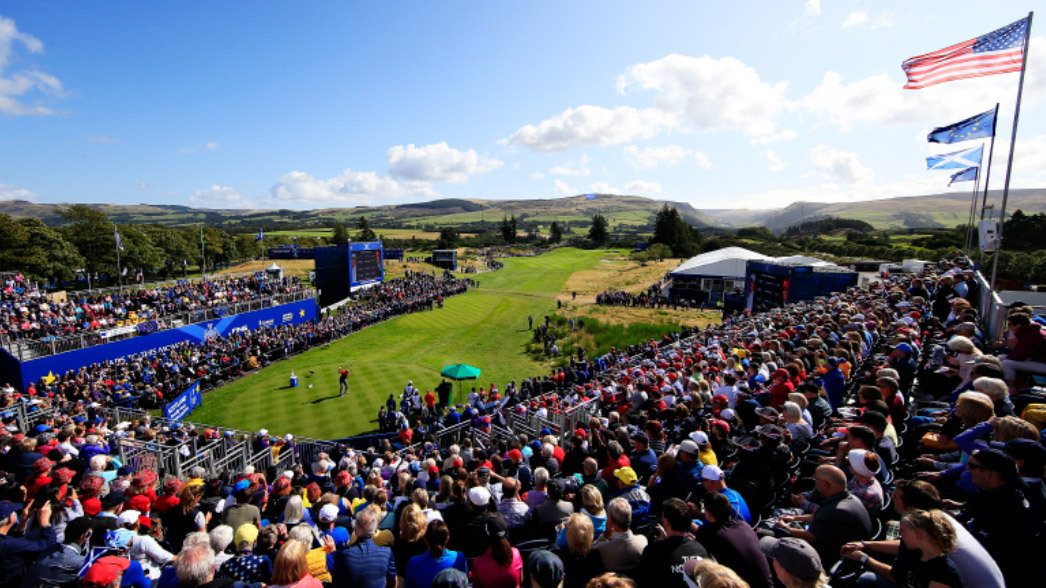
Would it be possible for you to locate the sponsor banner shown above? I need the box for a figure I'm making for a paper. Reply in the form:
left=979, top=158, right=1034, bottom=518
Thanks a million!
left=12, top=298, right=318, bottom=389
left=165, top=381, right=201, bottom=421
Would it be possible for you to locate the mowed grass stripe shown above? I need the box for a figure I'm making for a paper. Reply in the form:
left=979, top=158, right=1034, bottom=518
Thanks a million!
left=191, top=248, right=608, bottom=439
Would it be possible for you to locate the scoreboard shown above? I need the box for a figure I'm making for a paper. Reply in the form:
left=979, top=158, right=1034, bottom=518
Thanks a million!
left=349, top=242, right=384, bottom=289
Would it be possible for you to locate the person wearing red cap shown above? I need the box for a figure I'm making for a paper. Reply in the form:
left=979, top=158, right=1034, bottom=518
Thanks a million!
left=767, top=368, right=794, bottom=408
left=82, top=555, right=131, bottom=588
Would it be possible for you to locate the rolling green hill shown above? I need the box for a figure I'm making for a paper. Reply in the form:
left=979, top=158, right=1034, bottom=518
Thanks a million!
left=3, top=188, right=1044, bottom=232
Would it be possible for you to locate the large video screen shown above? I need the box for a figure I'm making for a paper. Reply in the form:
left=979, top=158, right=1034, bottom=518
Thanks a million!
left=349, top=242, right=384, bottom=288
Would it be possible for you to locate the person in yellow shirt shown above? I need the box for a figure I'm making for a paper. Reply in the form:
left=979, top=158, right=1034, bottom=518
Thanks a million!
left=689, top=431, right=718, bottom=466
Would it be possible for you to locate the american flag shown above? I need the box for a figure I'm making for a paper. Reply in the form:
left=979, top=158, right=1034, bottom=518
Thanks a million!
left=902, top=16, right=1028, bottom=89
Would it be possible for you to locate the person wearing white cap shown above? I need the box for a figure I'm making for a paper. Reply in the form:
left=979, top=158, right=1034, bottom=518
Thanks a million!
left=118, top=509, right=175, bottom=577
left=700, top=465, right=751, bottom=524
left=449, top=486, right=504, bottom=559
left=688, top=431, right=719, bottom=467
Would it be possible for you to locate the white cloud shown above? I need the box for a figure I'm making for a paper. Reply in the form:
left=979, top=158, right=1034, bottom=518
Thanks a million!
left=179, top=141, right=219, bottom=154
left=88, top=135, right=119, bottom=144
left=843, top=12, right=868, bottom=28
left=807, top=145, right=875, bottom=183
left=805, top=0, right=821, bottom=16
left=530, top=172, right=545, bottom=180
left=190, top=185, right=246, bottom=207
left=799, top=37, right=1044, bottom=130
left=619, top=54, right=788, bottom=137
left=0, top=17, right=63, bottom=116
left=694, top=152, right=712, bottom=169
left=843, top=11, right=895, bottom=29
left=502, top=105, right=675, bottom=152
left=386, top=141, right=502, bottom=183
left=762, top=149, right=788, bottom=172
left=0, top=183, right=36, bottom=201
left=270, top=169, right=433, bottom=207
left=552, top=179, right=575, bottom=195
left=138, top=181, right=152, bottom=190
left=624, top=180, right=662, bottom=194
left=623, top=144, right=685, bottom=169
left=589, top=181, right=617, bottom=194
left=751, top=130, right=797, bottom=145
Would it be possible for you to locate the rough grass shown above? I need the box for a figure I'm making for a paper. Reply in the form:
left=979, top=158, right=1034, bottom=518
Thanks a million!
left=560, top=256, right=681, bottom=302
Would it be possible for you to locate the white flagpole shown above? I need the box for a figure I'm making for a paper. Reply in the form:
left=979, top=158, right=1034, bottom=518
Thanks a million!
left=990, top=12, right=1033, bottom=294
left=114, top=223, right=123, bottom=293
left=964, top=153, right=982, bottom=252
left=978, top=103, right=1000, bottom=220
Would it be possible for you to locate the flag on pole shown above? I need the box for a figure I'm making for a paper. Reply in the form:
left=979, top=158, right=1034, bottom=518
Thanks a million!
left=902, top=17, right=1029, bottom=89
left=927, top=108, right=997, bottom=143
left=255, top=229, right=264, bottom=242
left=948, top=167, right=979, bottom=186
left=926, top=145, right=983, bottom=170
left=114, top=226, right=124, bottom=251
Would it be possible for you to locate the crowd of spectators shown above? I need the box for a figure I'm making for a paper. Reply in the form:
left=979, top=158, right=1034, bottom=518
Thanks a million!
left=1, top=274, right=310, bottom=343
left=0, top=256, right=1045, bottom=588
left=8, top=273, right=469, bottom=410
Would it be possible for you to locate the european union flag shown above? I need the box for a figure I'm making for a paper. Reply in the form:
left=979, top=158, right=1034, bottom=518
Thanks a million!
left=927, top=108, right=996, bottom=144
left=948, top=166, right=979, bottom=186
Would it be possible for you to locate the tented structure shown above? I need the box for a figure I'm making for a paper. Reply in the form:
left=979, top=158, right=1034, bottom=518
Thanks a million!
left=668, top=247, right=773, bottom=306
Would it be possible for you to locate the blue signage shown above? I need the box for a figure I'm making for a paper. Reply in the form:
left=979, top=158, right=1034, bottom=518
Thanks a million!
left=165, top=381, right=201, bottom=421
left=4, top=298, right=318, bottom=389
left=385, top=249, right=404, bottom=261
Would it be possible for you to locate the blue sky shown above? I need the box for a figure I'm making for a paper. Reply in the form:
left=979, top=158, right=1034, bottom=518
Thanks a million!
left=0, top=1, right=1043, bottom=211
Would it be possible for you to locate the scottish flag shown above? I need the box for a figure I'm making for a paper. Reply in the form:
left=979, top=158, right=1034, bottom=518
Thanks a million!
left=948, top=167, right=979, bottom=186
left=927, top=108, right=996, bottom=144
left=927, top=145, right=983, bottom=170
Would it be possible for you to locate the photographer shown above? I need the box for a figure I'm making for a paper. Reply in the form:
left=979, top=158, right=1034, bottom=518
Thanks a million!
left=0, top=499, right=55, bottom=587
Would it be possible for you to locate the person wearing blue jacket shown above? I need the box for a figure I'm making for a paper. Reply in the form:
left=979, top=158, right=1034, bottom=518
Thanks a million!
left=0, top=500, right=57, bottom=588
left=822, top=357, right=846, bottom=410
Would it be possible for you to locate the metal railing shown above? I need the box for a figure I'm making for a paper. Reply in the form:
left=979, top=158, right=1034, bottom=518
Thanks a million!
left=4, top=289, right=316, bottom=361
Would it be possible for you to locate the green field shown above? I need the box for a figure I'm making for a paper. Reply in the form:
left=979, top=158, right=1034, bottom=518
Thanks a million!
left=190, top=248, right=612, bottom=439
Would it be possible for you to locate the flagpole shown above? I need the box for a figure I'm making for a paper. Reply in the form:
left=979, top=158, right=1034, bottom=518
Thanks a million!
left=964, top=156, right=982, bottom=252
left=978, top=103, right=1000, bottom=221
left=114, top=223, right=123, bottom=294
left=990, top=11, right=1033, bottom=294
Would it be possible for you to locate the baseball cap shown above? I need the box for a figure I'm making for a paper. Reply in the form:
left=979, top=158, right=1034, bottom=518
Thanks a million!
left=328, top=526, right=350, bottom=546
left=116, top=509, right=141, bottom=527
left=701, top=465, right=725, bottom=481
left=891, top=343, right=913, bottom=354
left=485, top=515, right=508, bottom=539
left=319, top=504, right=340, bottom=523
left=689, top=431, right=709, bottom=446
left=613, top=467, right=638, bottom=486
left=848, top=449, right=881, bottom=478
left=528, top=550, right=565, bottom=588
left=759, top=536, right=823, bottom=581
left=235, top=523, right=259, bottom=546
left=1004, top=439, right=1046, bottom=471
left=971, top=448, right=1019, bottom=482
left=632, top=431, right=649, bottom=445
left=467, top=486, right=491, bottom=507
left=0, top=501, right=22, bottom=520
left=101, top=491, right=128, bottom=508
left=83, top=556, right=131, bottom=587
left=678, top=440, right=700, bottom=455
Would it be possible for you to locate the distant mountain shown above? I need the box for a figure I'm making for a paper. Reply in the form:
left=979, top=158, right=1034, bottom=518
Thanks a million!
left=2, top=188, right=1044, bottom=232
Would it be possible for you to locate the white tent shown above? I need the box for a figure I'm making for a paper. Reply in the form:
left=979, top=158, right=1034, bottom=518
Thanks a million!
left=669, top=247, right=773, bottom=279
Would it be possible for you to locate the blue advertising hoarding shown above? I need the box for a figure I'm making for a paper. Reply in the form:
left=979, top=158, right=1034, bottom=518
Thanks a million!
left=385, top=249, right=404, bottom=261
left=349, top=242, right=384, bottom=289
left=3, top=298, right=318, bottom=390
left=164, top=381, right=201, bottom=421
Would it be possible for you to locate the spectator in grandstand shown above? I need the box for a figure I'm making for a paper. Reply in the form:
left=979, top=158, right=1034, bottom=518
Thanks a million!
left=695, top=492, right=772, bottom=588
left=1000, top=312, right=1046, bottom=391
left=638, top=497, right=709, bottom=588
left=497, top=477, right=529, bottom=530
left=18, top=515, right=92, bottom=588
left=592, top=497, right=646, bottom=574
left=269, top=538, right=322, bottom=588
left=393, top=504, right=428, bottom=583
left=554, top=513, right=603, bottom=588
left=699, top=465, right=750, bottom=524
left=773, top=465, right=872, bottom=567
left=527, top=550, right=565, bottom=588
left=332, top=507, right=395, bottom=588
left=556, top=485, right=605, bottom=550
left=405, top=519, right=468, bottom=588
left=960, top=448, right=1040, bottom=587
left=471, top=515, right=523, bottom=588
left=529, top=479, right=573, bottom=541
left=759, top=536, right=827, bottom=588
left=219, top=524, right=273, bottom=584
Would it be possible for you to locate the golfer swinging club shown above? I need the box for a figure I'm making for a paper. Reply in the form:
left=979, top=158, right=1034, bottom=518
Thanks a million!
left=339, top=365, right=351, bottom=396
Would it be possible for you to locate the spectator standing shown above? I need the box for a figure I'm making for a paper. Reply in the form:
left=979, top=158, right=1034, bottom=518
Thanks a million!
left=471, top=516, right=523, bottom=588
left=331, top=508, right=395, bottom=588
left=405, top=520, right=468, bottom=588
left=638, top=498, right=709, bottom=588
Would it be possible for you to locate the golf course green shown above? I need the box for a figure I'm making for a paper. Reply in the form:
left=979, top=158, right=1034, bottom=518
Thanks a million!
left=190, top=248, right=613, bottom=439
